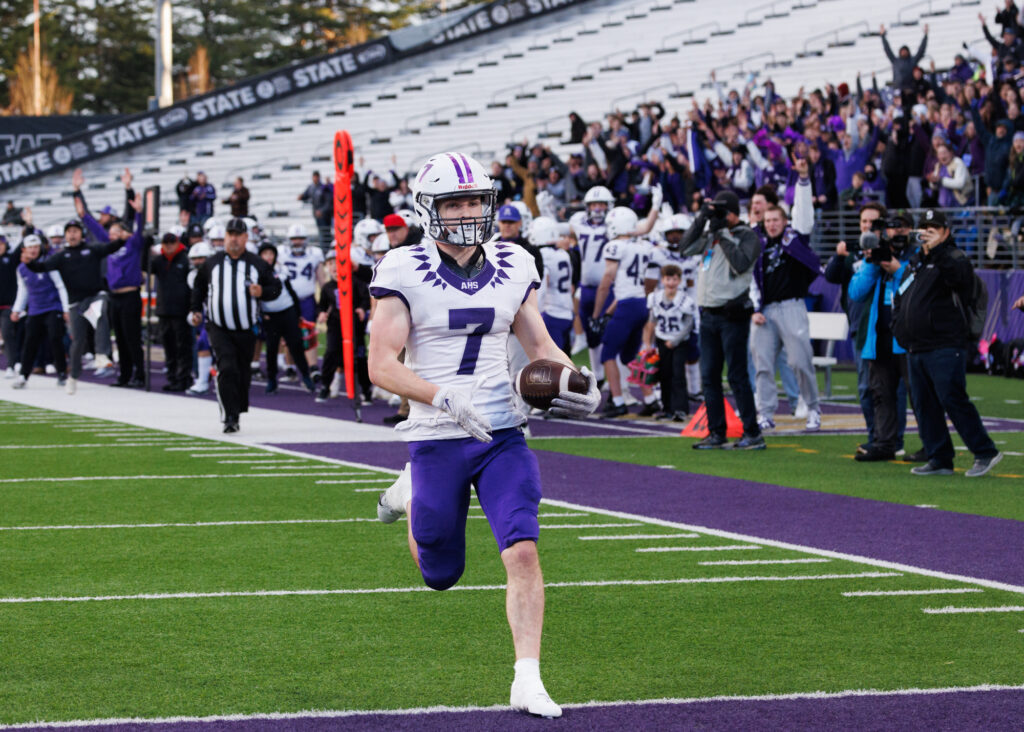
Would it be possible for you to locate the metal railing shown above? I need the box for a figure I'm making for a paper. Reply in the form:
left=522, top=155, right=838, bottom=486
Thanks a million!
left=807, top=207, right=1022, bottom=269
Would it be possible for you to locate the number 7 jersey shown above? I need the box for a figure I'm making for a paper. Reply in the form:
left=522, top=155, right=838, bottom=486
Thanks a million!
left=370, top=241, right=541, bottom=441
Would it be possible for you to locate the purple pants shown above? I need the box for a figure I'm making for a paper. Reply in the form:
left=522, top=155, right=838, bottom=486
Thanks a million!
left=542, top=313, right=573, bottom=354
left=599, top=296, right=648, bottom=365
left=408, top=428, right=542, bottom=591
left=298, top=295, right=316, bottom=323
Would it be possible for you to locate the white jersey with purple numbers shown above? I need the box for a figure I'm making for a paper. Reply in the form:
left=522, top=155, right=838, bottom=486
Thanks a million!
left=370, top=240, right=541, bottom=441
left=569, top=211, right=608, bottom=287
left=647, top=289, right=697, bottom=342
left=278, top=247, right=324, bottom=300
left=538, top=245, right=575, bottom=321
left=604, top=236, right=661, bottom=301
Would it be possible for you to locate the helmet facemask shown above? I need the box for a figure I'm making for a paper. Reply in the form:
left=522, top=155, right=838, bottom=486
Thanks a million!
left=587, top=202, right=608, bottom=226
left=420, top=190, right=496, bottom=247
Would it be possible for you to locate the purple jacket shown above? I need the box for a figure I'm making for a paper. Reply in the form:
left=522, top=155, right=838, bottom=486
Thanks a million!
left=829, top=126, right=881, bottom=191
left=15, top=262, right=67, bottom=315
left=107, top=214, right=145, bottom=290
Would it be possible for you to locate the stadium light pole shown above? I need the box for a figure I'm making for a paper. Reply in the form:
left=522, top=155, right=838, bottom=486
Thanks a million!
left=154, top=0, right=173, bottom=108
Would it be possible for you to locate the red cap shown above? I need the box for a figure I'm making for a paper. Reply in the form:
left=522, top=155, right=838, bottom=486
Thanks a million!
left=383, top=214, right=406, bottom=228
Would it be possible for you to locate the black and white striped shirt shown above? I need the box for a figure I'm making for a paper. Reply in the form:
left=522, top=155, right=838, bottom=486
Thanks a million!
left=190, top=251, right=281, bottom=331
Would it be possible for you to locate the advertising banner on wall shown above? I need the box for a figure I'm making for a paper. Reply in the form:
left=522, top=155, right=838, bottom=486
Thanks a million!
left=0, top=0, right=593, bottom=192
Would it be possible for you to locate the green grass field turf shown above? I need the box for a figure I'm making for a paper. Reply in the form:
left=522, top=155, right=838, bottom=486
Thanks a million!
left=2, top=401, right=1023, bottom=725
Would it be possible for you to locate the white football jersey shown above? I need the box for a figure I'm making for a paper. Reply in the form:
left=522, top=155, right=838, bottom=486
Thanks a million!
left=370, top=240, right=540, bottom=441
left=569, top=211, right=609, bottom=288
left=604, top=236, right=660, bottom=301
left=537, top=245, right=575, bottom=321
left=278, top=246, right=324, bottom=300
left=646, top=289, right=697, bottom=343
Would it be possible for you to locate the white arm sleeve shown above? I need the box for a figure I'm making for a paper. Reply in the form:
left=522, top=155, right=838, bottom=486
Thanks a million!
left=49, top=271, right=70, bottom=311
left=13, top=270, right=27, bottom=314
left=792, top=179, right=814, bottom=236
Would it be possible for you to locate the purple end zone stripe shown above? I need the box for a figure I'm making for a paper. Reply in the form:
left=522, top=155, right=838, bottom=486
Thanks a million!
left=368, top=286, right=410, bottom=311
left=458, top=153, right=474, bottom=183
left=446, top=154, right=465, bottom=184
left=21, top=688, right=1024, bottom=731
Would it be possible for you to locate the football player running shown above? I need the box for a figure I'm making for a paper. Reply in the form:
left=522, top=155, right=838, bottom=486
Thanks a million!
left=369, top=152, right=600, bottom=718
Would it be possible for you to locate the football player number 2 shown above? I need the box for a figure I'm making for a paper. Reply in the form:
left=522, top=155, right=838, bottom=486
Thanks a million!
left=449, top=307, right=495, bottom=375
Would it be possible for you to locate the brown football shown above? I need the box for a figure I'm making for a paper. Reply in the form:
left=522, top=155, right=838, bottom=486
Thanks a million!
left=514, top=359, right=589, bottom=411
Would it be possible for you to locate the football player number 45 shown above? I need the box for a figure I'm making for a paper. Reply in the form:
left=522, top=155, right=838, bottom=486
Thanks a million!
left=449, top=307, right=495, bottom=375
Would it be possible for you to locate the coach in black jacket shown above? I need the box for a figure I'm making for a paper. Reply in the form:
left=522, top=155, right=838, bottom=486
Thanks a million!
left=151, top=233, right=193, bottom=392
left=189, top=218, right=281, bottom=432
left=892, top=209, right=1001, bottom=477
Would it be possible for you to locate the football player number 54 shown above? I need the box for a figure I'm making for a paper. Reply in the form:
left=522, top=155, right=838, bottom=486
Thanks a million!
left=449, top=307, right=495, bottom=375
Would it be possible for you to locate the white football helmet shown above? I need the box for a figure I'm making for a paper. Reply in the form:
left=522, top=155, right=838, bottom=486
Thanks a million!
left=606, top=207, right=639, bottom=240
left=412, top=152, right=495, bottom=247
left=46, top=224, right=64, bottom=239
left=202, top=217, right=222, bottom=233
left=188, top=241, right=216, bottom=260
left=286, top=223, right=308, bottom=255
left=665, top=213, right=693, bottom=232
left=169, top=224, right=186, bottom=239
left=396, top=209, right=416, bottom=227
left=371, top=232, right=390, bottom=254
left=510, top=201, right=533, bottom=238
left=583, top=186, right=615, bottom=225
left=529, top=216, right=560, bottom=247
left=207, top=224, right=226, bottom=241
left=354, top=218, right=385, bottom=251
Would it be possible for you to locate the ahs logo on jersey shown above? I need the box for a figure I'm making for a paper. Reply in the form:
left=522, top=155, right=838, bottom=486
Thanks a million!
left=460, top=281, right=479, bottom=291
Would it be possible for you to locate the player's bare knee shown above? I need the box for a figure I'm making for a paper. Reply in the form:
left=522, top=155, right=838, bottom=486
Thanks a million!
left=501, top=540, right=540, bottom=577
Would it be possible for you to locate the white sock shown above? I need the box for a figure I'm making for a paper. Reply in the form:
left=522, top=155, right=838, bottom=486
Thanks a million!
left=514, top=658, right=540, bottom=681
left=612, top=395, right=624, bottom=406
left=197, top=355, right=212, bottom=388
left=588, top=347, right=604, bottom=382
left=686, top=362, right=702, bottom=392
left=644, top=393, right=658, bottom=405
left=278, top=355, right=287, bottom=370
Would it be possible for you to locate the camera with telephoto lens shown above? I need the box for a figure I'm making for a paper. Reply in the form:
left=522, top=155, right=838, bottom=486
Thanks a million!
left=701, top=201, right=729, bottom=232
left=858, top=217, right=893, bottom=265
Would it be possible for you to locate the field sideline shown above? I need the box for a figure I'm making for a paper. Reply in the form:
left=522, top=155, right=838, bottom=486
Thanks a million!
left=1, top=372, right=1022, bottom=730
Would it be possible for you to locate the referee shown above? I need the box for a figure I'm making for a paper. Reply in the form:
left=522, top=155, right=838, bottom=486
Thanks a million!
left=189, top=218, right=280, bottom=432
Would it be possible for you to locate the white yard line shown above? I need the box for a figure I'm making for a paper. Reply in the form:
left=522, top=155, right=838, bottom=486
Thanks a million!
left=578, top=533, right=700, bottom=541
left=0, top=572, right=901, bottom=605
left=215, top=459, right=308, bottom=464
left=699, top=558, right=832, bottom=566
left=637, top=545, right=762, bottom=553
left=164, top=446, right=249, bottom=452
left=1, top=683, right=1021, bottom=730
left=0, top=474, right=393, bottom=484
left=540, top=522, right=643, bottom=529
left=842, top=588, right=984, bottom=597
left=922, top=605, right=1024, bottom=614
left=0, top=518, right=383, bottom=532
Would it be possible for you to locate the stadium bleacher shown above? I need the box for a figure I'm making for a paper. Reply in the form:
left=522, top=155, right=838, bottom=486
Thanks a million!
left=1, top=0, right=988, bottom=236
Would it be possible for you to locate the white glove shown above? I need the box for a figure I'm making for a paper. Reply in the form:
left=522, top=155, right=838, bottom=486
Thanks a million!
left=650, top=184, right=663, bottom=212
left=432, top=385, right=492, bottom=443
left=548, top=366, right=600, bottom=419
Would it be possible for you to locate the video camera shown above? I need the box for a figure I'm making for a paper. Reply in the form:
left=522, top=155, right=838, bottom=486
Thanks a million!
left=857, top=216, right=914, bottom=265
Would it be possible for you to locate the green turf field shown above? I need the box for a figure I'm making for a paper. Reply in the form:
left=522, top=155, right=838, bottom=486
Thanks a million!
left=1, top=402, right=1023, bottom=725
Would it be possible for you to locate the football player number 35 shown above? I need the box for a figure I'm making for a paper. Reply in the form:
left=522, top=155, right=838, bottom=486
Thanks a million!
left=449, top=307, right=495, bottom=375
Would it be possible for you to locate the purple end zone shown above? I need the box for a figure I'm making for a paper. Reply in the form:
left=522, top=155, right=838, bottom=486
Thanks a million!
left=292, top=442, right=1024, bottom=588
left=18, top=688, right=1024, bottom=731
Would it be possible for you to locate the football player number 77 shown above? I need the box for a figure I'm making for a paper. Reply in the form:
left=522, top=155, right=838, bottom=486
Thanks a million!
left=450, top=307, right=495, bottom=375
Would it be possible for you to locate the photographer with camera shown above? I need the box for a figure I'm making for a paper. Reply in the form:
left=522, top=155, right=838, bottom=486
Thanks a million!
left=847, top=212, right=917, bottom=463
left=679, top=190, right=763, bottom=450
left=892, top=209, right=1003, bottom=477
left=824, top=203, right=885, bottom=446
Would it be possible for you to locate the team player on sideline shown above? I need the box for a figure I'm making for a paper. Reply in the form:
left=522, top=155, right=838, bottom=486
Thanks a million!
left=592, top=207, right=661, bottom=417
left=369, top=152, right=600, bottom=718
left=568, top=186, right=614, bottom=381
left=530, top=216, right=576, bottom=354
left=278, top=224, right=324, bottom=379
